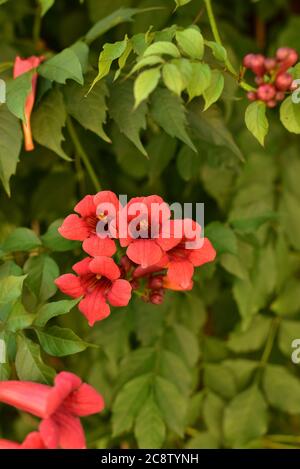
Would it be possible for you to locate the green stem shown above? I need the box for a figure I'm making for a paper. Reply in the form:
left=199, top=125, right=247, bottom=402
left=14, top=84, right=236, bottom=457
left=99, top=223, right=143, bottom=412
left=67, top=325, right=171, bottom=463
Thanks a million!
left=203, top=0, right=255, bottom=91
left=66, top=117, right=101, bottom=192
left=256, top=317, right=280, bottom=382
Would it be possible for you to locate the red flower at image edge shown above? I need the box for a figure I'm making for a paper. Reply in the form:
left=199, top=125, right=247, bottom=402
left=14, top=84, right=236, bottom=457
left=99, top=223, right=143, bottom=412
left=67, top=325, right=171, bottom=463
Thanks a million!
left=0, top=432, right=46, bottom=449
left=55, top=256, right=132, bottom=326
left=13, top=56, right=43, bottom=151
left=58, top=191, right=119, bottom=257
left=0, top=372, right=104, bottom=449
left=119, top=195, right=178, bottom=268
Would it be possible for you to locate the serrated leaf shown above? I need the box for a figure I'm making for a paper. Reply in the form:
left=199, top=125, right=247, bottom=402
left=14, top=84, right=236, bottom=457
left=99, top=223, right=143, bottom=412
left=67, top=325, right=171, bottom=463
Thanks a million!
left=134, top=396, right=166, bottom=448
left=150, top=88, right=196, bottom=151
left=176, top=145, right=201, bottom=181
left=35, top=325, right=87, bottom=356
left=2, top=228, right=41, bottom=253
left=109, top=81, right=147, bottom=156
left=280, top=96, right=300, bottom=133
left=112, top=374, right=151, bottom=436
left=6, top=71, right=33, bottom=121
left=134, top=67, right=161, bottom=108
left=278, top=320, right=300, bottom=356
left=205, top=41, right=227, bottom=62
left=162, top=63, right=184, bottom=96
left=203, top=392, right=224, bottom=441
left=271, top=278, right=300, bottom=317
left=204, top=363, right=237, bottom=400
left=245, top=101, right=269, bottom=146
left=187, top=63, right=211, bottom=101
left=176, top=27, right=204, bottom=59
left=0, top=105, right=22, bottom=195
left=34, top=298, right=80, bottom=327
left=6, top=301, right=34, bottom=332
left=228, top=316, right=271, bottom=353
left=41, top=219, right=80, bottom=252
left=224, top=386, right=267, bottom=447
left=130, top=55, right=164, bottom=75
left=175, top=0, right=192, bottom=7
left=88, top=38, right=128, bottom=93
left=205, top=221, right=237, bottom=255
left=24, top=254, right=59, bottom=303
left=0, top=275, right=26, bottom=306
left=203, top=70, right=224, bottom=110
left=263, top=365, right=300, bottom=414
left=64, top=72, right=110, bottom=143
left=154, top=375, right=187, bottom=436
left=38, top=48, right=83, bottom=85
left=15, top=335, right=55, bottom=384
left=143, top=41, right=180, bottom=58
left=185, top=432, right=219, bottom=449
left=32, top=88, right=70, bottom=160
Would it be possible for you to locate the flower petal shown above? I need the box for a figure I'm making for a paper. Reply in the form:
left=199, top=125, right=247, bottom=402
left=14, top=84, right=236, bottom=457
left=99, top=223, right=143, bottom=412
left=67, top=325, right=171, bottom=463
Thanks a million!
left=63, top=383, right=105, bottom=416
left=46, top=372, right=82, bottom=417
left=167, top=259, right=194, bottom=289
left=93, top=190, right=120, bottom=212
left=22, top=432, right=46, bottom=449
left=0, top=381, right=50, bottom=418
left=89, top=256, right=120, bottom=280
left=58, top=214, right=90, bottom=241
left=55, top=274, right=84, bottom=298
left=0, top=439, right=21, bottom=449
left=83, top=235, right=116, bottom=257
left=39, top=417, right=59, bottom=449
left=126, top=239, right=163, bottom=268
left=74, top=195, right=96, bottom=217
left=72, top=257, right=92, bottom=276
left=79, top=292, right=110, bottom=326
left=188, top=238, right=216, bottom=266
left=54, top=411, right=86, bottom=449
left=107, top=279, right=132, bottom=307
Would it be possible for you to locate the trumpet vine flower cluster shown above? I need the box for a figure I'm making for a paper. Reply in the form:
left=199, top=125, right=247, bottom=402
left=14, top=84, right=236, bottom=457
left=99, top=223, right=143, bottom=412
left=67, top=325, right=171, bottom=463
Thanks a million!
left=55, top=192, right=216, bottom=326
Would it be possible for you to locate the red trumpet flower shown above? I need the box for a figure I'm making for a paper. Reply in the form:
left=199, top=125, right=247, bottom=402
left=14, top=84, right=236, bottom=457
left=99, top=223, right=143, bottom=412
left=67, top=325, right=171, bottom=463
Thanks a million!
left=13, top=56, right=43, bottom=151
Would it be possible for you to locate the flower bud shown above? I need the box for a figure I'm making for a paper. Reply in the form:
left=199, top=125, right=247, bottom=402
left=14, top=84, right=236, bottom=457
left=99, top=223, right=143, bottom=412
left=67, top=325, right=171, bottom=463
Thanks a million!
left=257, top=83, right=276, bottom=101
left=275, top=72, right=293, bottom=91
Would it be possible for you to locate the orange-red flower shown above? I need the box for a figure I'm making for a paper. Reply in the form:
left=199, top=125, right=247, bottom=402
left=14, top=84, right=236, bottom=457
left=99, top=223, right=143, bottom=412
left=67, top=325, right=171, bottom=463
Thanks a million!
left=13, top=55, right=43, bottom=151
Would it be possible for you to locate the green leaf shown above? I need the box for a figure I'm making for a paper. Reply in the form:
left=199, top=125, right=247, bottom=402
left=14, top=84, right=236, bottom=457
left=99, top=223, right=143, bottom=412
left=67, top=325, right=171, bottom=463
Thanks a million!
left=0, top=104, right=22, bottom=195
left=203, top=392, right=224, bottom=441
left=220, top=253, right=249, bottom=280
left=88, top=38, right=128, bottom=93
left=278, top=320, right=300, bottom=357
left=245, top=101, right=269, bottom=146
left=263, top=365, right=300, bottom=414
left=280, top=190, right=300, bottom=250
left=150, top=88, right=196, bottom=152
left=41, top=219, right=80, bottom=252
left=85, top=8, right=159, bottom=44
left=39, top=0, right=54, bottom=16
left=69, top=41, right=89, bottom=73
left=271, top=278, right=300, bottom=317
left=228, top=316, right=271, bottom=353
left=2, top=228, right=41, bottom=253
left=185, top=432, right=219, bottom=449
left=165, top=323, right=199, bottom=368
left=203, top=70, right=224, bottom=110
left=6, top=71, right=33, bottom=121
left=175, top=0, right=192, bottom=7
left=35, top=325, right=87, bottom=356
left=112, top=374, right=151, bottom=436
left=32, top=88, right=70, bottom=160
left=64, top=72, right=110, bottom=143
left=204, top=363, right=237, bottom=400
left=24, top=254, right=59, bottom=303
left=38, top=48, right=83, bottom=85
left=162, top=63, right=184, bottom=96
left=223, top=359, right=258, bottom=391
left=231, top=212, right=278, bottom=234
left=187, top=63, right=211, bottom=101
left=176, top=145, right=201, bottom=181
left=224, top=386, right=268, bottom=447
left=280, top=96, right=300, bottom=133
left=109, top=81, right=147, bottom=156
left=130, top=55, right=164, bottom=75
left=0, top=275, right=26, bottom=306
left=15, top=335, right=55, bottom=384
left=205, top=222, right=237, bottom=255
left=176, top=27, right=204, bottom=59
left=205, top=41, right=227, bottom=62
left=134, top=396, right=166, bottom=449
left=34, top=298, right=80, bottom=327
left=134, top=67, right=161, bottom=108
left=154, top=375, right=187, bottom=436
left=143, top=41, right=180, bottom=58
left=0, top=363, right=11, bottom=381
left=6, top=301, right=34, bottom=332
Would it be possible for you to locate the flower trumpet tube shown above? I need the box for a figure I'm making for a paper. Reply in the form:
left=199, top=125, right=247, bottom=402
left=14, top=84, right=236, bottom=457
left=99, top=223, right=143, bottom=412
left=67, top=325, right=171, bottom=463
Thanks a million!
left=0, top=372, right=104, bottom=449
left=0, top=432, right=47, bottom=449
left=13, top=55, right=43, bottom=151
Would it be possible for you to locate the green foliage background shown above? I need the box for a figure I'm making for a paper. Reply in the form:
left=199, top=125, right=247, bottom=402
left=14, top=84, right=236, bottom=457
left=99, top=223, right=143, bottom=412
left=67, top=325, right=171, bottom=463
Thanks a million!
left=1, top=0, right=300, bottom=449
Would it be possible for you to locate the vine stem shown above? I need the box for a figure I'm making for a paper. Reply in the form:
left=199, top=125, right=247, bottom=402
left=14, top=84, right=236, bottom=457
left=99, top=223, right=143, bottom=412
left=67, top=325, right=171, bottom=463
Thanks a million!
left=66, top=117, right=101, bottom=192
left=203, top=0, right=255, bottom=92
left=255, top=317, right=280, bottom=382
left=33, top=4, right=42, bottom=47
